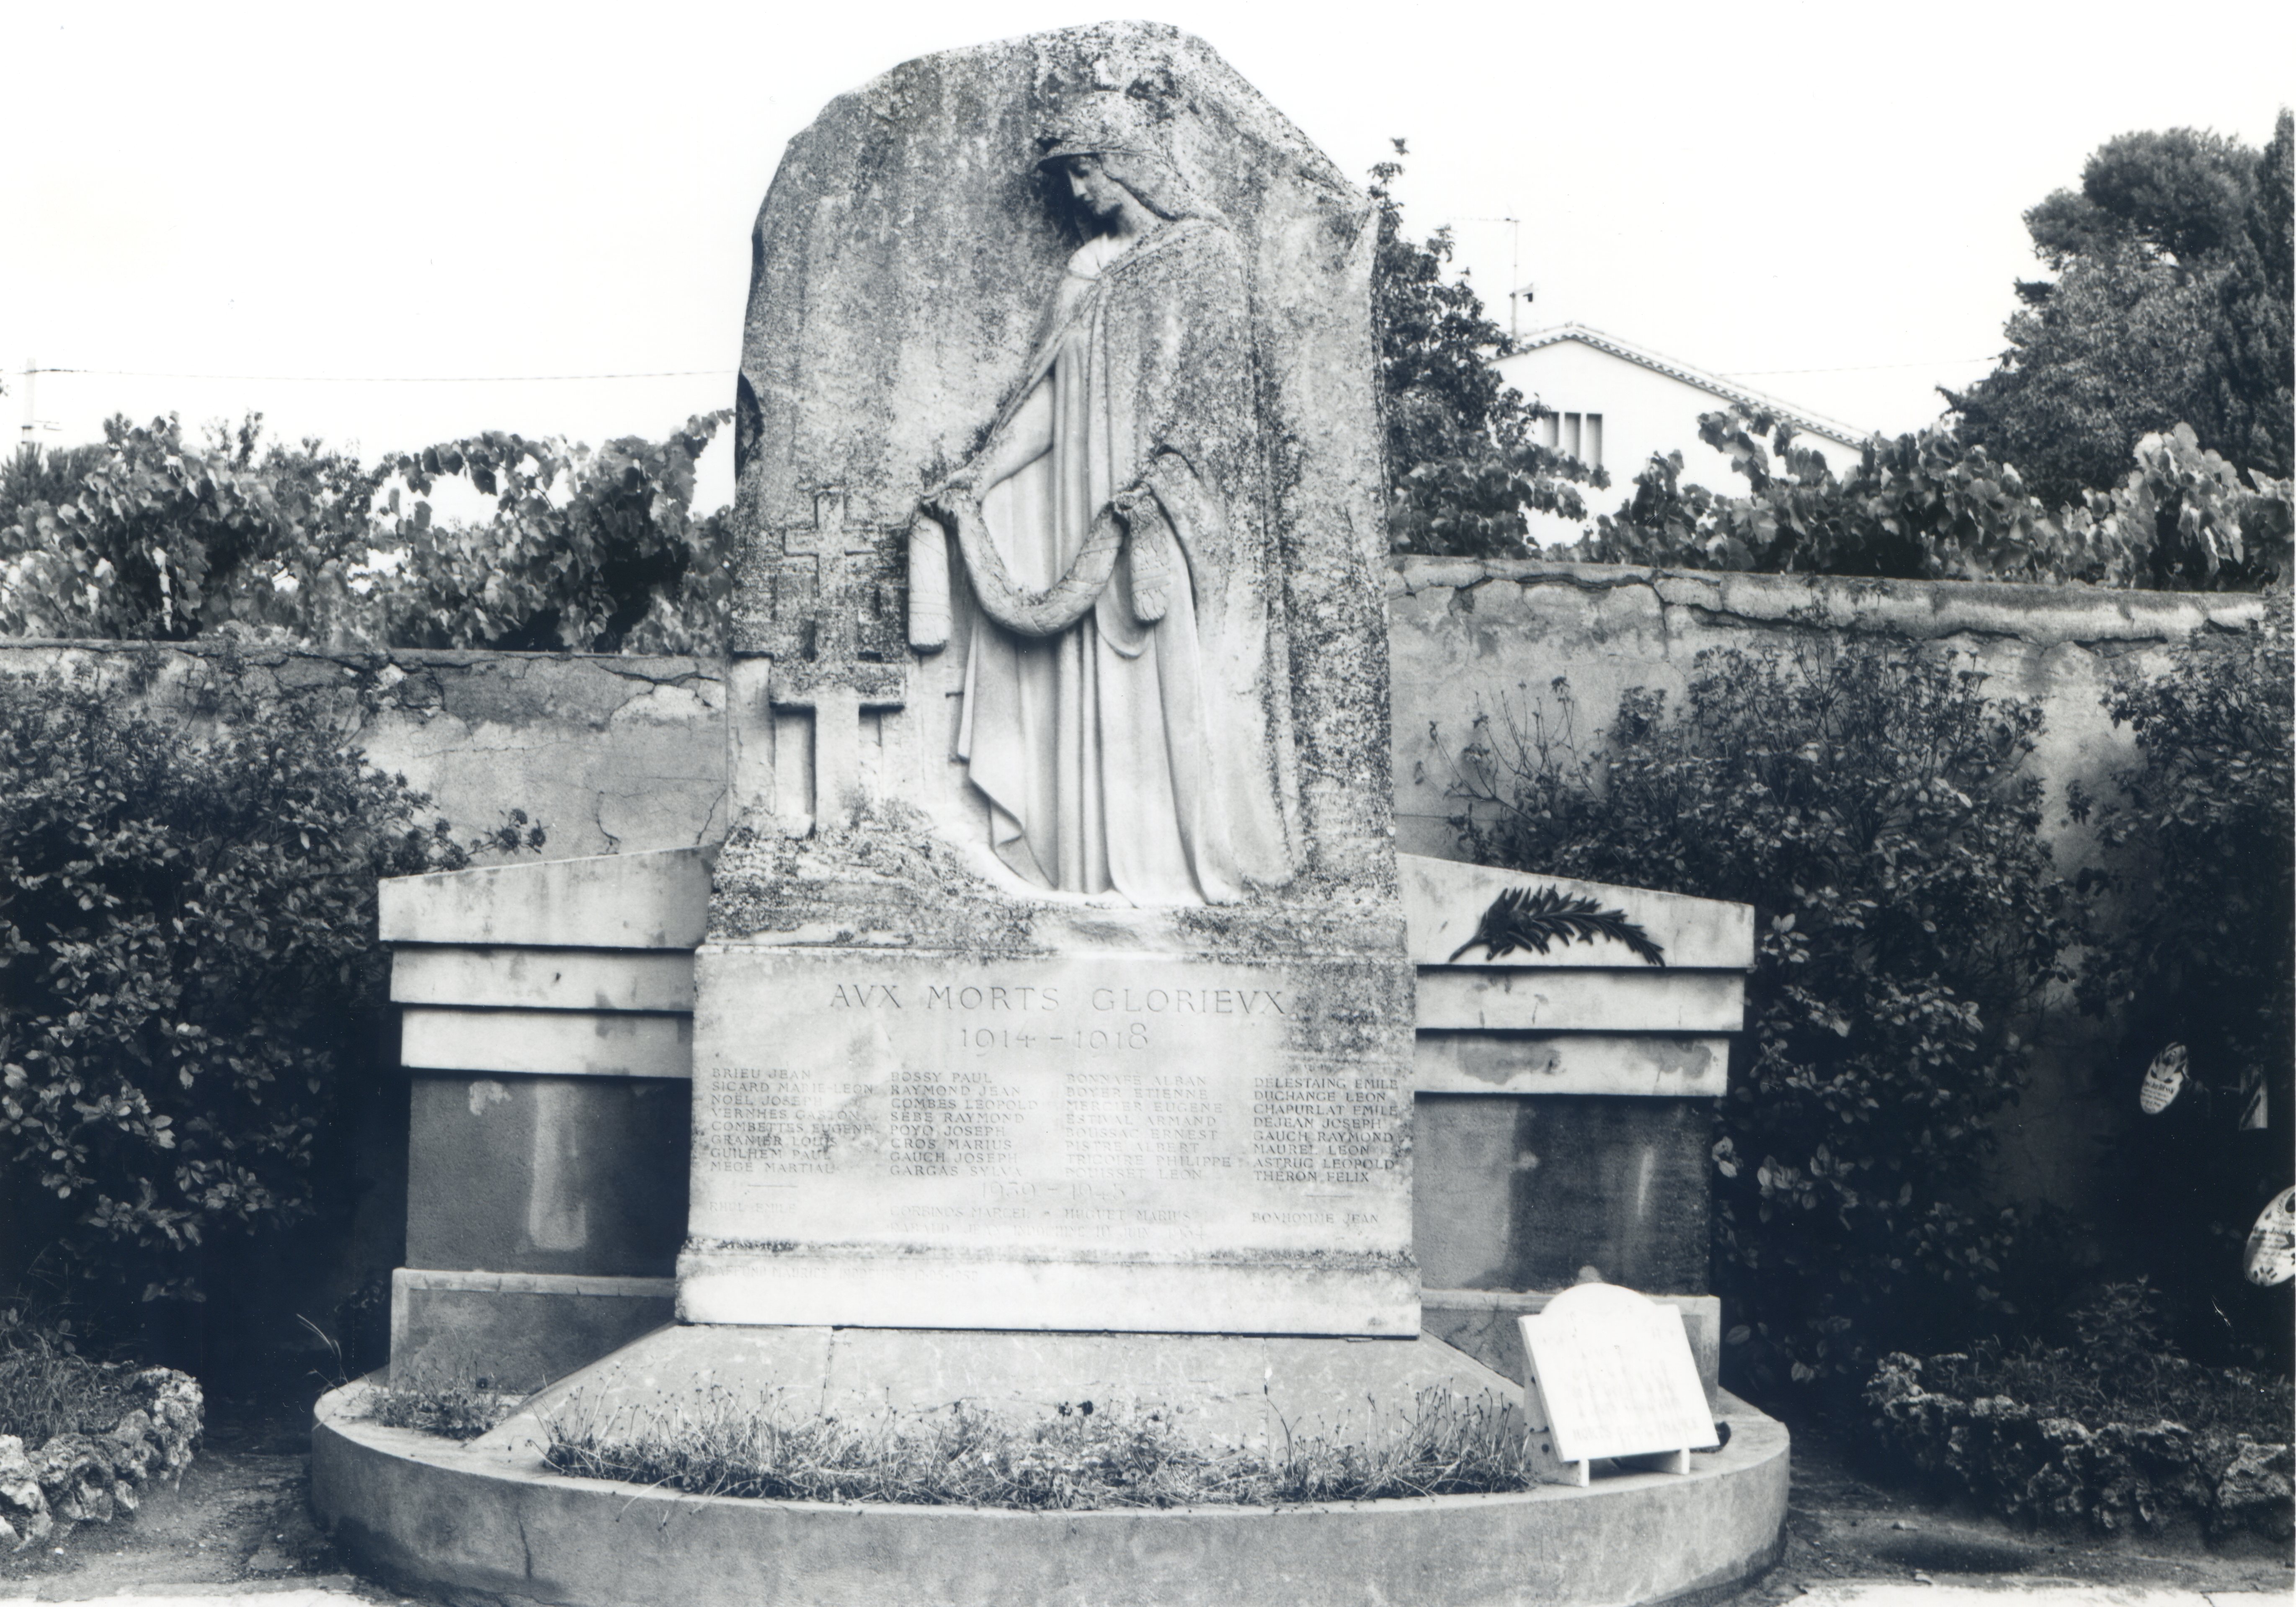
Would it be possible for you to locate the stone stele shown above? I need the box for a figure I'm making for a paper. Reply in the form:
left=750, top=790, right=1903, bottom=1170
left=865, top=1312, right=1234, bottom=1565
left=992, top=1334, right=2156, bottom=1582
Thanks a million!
left=682, top=20, right=1414, bottom=1337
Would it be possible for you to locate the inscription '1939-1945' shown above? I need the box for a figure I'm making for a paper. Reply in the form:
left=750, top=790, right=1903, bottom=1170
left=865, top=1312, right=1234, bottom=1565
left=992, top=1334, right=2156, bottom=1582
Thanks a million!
left=826, top=983, right=1290, bottom=1016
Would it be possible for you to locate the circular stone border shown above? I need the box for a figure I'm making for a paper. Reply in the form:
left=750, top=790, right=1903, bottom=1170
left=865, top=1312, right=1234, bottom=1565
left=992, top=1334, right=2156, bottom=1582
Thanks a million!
left=311, top=1383, right=1788, bottom=1607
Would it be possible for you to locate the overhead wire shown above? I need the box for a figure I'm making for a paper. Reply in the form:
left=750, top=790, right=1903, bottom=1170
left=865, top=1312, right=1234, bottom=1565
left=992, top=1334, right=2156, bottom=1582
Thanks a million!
left=19, top=366, right=735, bottom=384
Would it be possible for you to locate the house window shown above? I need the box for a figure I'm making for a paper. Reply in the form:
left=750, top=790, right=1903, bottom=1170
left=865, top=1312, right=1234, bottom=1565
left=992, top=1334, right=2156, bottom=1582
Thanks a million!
left=1539, top=411, right=1603, bottom=469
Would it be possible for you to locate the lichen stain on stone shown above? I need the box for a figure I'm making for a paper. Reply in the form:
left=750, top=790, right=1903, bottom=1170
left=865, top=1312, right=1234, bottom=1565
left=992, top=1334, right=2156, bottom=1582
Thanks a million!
left=1647, top=1040, right=1717, bottom=1080
left=1452, top=1046, right=1566, bottom=1086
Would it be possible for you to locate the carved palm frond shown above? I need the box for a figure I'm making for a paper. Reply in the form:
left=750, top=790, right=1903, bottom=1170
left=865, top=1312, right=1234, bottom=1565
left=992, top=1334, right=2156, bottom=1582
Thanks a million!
left=1447, top=884, right=1666, bottom=967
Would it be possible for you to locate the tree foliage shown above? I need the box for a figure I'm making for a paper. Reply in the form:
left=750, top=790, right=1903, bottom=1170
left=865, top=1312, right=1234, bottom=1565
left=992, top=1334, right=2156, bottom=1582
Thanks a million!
left=0, top=444, right=108, bottom=534
left=1576, top=404, right=2291, bottom=590
left=0, top=412, right=733, bottom=653
left=0, top=417, right=383, bottom=645
left=1950, top=116, right=2293, bottom=507
left=1371, top=147, right=1605, bottom=556
left=0, top=651, right=538, bottom=1316
left=2067, top=597, right=2293, bottom=1364
left=373, top=417, right=731, bottom=654
left=1446, top=647, right=2072, bottom=1397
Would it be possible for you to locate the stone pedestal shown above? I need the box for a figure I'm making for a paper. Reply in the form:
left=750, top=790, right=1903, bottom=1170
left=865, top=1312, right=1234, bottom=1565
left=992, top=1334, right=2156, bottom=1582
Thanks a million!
left=683, top=18, right=1414, bottom=1361
left=682, top=940, right=1414, bottom=1332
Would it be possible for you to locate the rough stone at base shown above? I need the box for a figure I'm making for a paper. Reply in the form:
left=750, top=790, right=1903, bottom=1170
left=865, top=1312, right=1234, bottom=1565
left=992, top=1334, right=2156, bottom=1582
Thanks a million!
left=470, top=1324, right=1517, bottom=1460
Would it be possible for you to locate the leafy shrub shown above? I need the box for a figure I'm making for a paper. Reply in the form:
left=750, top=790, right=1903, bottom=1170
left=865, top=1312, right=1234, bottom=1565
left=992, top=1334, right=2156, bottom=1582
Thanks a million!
left=1912, top=1283, right=2291, bottom=1444
left=0, top=649, right=534, bottom=1321
left=372, top=417, right=731, bottom=654
left=0, top=444, right=108, bottom=534
left=2068, top=596, right=2293, bottom=1363
left=1578, top=409, right=2057, bottom=580
left=1571, top=406, right=2291, bottom=590
left=0, top=417, right=384, bottom=645
left=542, top=1388, right=1533, bottom=1509
left=0, top=412, right=732, bottom=653
left=2091, top=424, right=2295, bottom=590
left=1866, top=1281, right=2296, bottom=1539
left=1446, top=644, right=2073, bottom=1398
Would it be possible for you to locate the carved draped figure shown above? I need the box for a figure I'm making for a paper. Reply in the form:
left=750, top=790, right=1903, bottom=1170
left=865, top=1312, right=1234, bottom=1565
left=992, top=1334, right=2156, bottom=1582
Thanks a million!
left=954, top=215, right=1292, bottom=905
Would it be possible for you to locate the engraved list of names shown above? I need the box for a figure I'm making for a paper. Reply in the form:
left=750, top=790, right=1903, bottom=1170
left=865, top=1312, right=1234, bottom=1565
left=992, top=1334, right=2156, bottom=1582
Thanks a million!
left=687, top=951, right=1409, bottom=1265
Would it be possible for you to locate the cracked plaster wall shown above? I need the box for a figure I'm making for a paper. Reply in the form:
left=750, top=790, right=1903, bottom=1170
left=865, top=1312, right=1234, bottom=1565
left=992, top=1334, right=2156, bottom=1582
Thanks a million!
left=4, top=561, right=2269, bottom=1226
left=1386, top=557, right=2270, bottom=1219
left=0, top=641, right=729, bottom=860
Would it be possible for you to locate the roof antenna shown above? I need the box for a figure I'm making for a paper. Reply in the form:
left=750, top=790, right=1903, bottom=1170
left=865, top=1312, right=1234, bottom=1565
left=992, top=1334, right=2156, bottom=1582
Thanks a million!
left=1462, top=218, right=1523, bottom=341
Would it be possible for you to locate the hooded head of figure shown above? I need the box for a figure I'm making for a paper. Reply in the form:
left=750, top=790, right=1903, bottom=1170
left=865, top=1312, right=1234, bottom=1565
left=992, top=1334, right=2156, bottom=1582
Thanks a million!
left=1035, top=88, right=1216, bottom=227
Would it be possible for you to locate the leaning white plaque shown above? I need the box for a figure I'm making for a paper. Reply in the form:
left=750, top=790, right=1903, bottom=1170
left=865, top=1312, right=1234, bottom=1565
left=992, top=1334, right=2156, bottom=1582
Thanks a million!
left=1518, top=1282, right=1719, bottom=1484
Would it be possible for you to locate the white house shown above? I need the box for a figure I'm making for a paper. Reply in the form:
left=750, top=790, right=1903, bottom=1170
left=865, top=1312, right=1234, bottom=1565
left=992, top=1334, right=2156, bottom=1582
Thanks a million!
left=1494, top=323, right=1874, bottom=543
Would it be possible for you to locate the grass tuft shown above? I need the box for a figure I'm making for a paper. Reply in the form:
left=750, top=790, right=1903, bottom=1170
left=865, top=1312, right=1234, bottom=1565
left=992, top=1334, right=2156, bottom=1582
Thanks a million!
left=0, top=1309, right=145, bottom=1445
left=541, top=1387, right=1534, bottom=1510
left=360, top=1367, right=521, bottom=1442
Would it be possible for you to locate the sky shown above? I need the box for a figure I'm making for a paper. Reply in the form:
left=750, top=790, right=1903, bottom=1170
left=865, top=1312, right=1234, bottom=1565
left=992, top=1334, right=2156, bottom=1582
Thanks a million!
left=3, top=0, right=2289, bottom=517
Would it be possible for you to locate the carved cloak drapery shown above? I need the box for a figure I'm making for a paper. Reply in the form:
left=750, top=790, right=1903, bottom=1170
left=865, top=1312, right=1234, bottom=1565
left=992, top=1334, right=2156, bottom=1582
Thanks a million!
left=955, top=216, right=1293, bottom=904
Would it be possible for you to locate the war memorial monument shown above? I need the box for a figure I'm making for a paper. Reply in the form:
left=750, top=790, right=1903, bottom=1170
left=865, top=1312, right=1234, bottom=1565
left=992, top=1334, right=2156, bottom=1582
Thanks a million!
left=311, top=22, right=1788, bottom=1605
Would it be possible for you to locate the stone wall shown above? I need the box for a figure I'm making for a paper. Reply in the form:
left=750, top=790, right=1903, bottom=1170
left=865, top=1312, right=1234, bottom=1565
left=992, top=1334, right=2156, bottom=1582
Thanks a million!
left=1, top=561, right=2270, bottom=1232
left=0, top=640, right=727, bottom=860
left=1384, top=558, right=2270, bottom=1218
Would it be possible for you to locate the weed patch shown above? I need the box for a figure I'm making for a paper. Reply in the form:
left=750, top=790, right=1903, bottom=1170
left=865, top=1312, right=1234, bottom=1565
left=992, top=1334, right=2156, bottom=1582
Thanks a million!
left=360, top=1373, right=519, bottom=1443
left=542, top=1388, right=1532, bottom=1509
left=0, top=1317, right=144, bottom=1447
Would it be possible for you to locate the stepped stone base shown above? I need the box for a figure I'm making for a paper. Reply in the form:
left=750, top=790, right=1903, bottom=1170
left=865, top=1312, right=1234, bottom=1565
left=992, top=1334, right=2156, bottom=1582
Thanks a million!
left=313, top=1336, right=1788, bottom=1607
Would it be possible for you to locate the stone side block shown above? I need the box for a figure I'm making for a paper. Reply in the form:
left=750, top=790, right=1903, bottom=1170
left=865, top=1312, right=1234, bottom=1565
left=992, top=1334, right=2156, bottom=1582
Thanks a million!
left=1415, top=1033, right=1728, bottom=1097
left=401, top=1008, right=693, bottom=1079
left=1416, top=969, right=1744, bottom=1033
left=388, top=1270, right=676, bottom=1394
left=391, top=947, right=697, bottom=1012
left=405, top=1075, right=690, bottom=1277
left=379, top=848, right=708, bottom=949
left=1400, top=853, right=1755, bottom=971
left=1421, top=1290, right=1723, bottom=1413
left=1413, top=1094, right=1712, bottom=1294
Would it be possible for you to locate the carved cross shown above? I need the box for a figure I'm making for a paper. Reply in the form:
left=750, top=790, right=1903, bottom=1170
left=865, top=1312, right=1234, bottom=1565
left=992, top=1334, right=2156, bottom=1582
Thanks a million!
left=771, top=675, right=907, bottom=827
left=761, top=488, right=910, bottom=830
